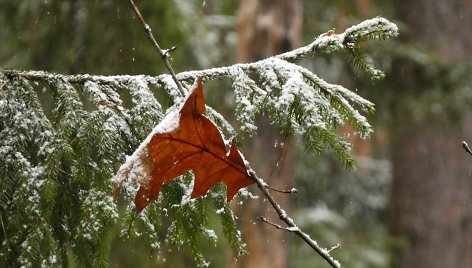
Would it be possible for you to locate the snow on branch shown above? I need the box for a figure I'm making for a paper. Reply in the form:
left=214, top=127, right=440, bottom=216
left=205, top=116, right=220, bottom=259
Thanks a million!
left=0, top=17, right=398, bottom=86
left=0, top=16, right=397, bottom=267
left=0, top=17, right=397, bottom=168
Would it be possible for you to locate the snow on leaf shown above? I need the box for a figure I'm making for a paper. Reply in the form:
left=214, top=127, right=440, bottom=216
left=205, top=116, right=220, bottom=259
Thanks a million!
left=113, top=78, right=255, bottom=212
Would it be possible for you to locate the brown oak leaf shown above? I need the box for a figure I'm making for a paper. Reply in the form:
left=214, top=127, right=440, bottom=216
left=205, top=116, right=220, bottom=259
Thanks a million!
left=130, top=78, right=254, bottom=211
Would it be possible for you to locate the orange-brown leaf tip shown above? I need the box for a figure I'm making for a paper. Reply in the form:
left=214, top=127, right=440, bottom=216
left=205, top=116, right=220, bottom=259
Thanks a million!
left=228, top=140, right=239, bottom=156
left=226, top=187, right=239, bottom=202
left=195, top=77, right=206, bottom=114
left=135, top=186, right=151, bottom=212
left=190, top=188, right=205, bottom=199
left=225, top=175, right=254, bottom=202
left=180, top=77, right=206, bottom=117
left=223, top=141, right=255, bottom=201
left=148, top=182, right=162, bottom=200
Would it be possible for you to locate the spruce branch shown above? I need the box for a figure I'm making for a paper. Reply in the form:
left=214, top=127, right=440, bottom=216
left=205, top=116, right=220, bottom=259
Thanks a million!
left=0, top=17, right=392, bottom=166
left=0, top=16, right=398, bottom=266
left=0, top=17, right=398, bottom=86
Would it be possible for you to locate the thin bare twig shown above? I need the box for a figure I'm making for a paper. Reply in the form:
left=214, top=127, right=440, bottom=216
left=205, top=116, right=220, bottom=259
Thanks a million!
left=264, top=184, right=298, bottom=194
left=260, top=216, right=298, bottom=232
left=128, top=0, right=185, bottom=96
left=462, top=141, right=472, bottom=157
left=248, top=169, right=341, bottom=268
left=328, top=244, right=341, bottom=253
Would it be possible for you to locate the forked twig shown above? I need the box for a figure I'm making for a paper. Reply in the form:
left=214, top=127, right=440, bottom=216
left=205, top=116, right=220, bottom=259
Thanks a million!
left=128, top=0, right=185, bottom=96
left=249, top=170, right=341, bottom=268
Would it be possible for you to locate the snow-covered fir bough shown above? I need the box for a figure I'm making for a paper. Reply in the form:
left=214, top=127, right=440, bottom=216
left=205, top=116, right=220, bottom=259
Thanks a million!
left=0, top=17, right=397, bottom=267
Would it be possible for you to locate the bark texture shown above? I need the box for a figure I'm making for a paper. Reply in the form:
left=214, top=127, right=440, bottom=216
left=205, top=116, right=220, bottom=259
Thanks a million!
left=234, top=0, right=301, bottom=267
left=391, top=1, right=472, bottom=267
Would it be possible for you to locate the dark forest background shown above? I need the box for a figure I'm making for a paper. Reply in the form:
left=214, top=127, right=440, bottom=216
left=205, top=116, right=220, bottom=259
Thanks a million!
left=1, top=0, right=471, bottom=267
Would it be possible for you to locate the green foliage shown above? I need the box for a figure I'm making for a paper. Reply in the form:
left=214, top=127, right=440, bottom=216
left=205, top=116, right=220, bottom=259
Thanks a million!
left=0, top=15, right=397, bottom=266
left=0, top=0, right=202, bottom=74
left=0, top=74, right=246, bottom=267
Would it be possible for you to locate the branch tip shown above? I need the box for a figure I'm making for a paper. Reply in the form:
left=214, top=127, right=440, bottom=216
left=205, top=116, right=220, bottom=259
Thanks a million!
left=264, top=184, right=297, bottom=194
left=462, top=140, right=472, bottom=156
left=328, top=244, right=341, bottom=253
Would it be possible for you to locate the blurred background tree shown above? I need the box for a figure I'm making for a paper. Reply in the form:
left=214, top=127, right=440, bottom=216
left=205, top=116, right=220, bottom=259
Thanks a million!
left=234, top=0, right=300, bottom=267
left=388, top=1, right=472, bottom=267
left=1, top=0, right=470, bottom=267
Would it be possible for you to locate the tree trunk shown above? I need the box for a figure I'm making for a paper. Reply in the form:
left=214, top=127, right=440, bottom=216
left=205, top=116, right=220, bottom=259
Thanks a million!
left=233, top=1, right=301, bottom=267
left=390, top=1, right=472, bottom=267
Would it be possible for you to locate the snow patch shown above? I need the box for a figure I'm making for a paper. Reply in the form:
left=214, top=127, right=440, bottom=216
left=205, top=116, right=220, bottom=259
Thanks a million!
left=112, top=78, right=199, bottom=190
